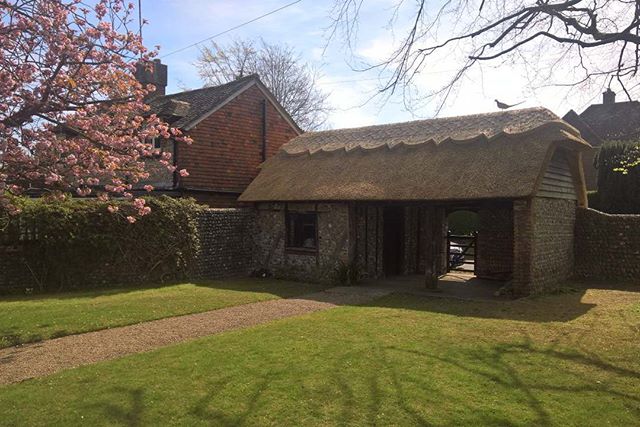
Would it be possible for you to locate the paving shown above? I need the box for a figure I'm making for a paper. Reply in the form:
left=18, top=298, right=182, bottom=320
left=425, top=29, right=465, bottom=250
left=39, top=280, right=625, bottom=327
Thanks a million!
left=360, top=272, right=509, bottom=301
left=0, top=286, right=391, bottom=386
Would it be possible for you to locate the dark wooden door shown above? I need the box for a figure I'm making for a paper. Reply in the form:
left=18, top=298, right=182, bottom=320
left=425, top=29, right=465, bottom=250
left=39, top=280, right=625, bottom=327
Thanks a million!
left=383, top=207, right=404, bottom=276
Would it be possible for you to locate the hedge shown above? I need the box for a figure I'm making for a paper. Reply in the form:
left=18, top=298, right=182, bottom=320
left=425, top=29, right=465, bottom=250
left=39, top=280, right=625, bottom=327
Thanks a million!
left=447, top=210, right=479, bottom=235
left=0, top=196, right=202, bottom=292
left=594, top=141, right=640, bottom=214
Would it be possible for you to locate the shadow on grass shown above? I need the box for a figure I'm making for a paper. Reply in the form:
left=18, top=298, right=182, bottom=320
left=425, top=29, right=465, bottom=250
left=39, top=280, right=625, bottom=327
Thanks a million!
left=22, top=285, right=638, bottom=425
left=571, top=279, right=640, bottom=292
left=77, top=338, right=640, bottom=427
left=0, top=277, right=327, bottom=303
left=358, top=289, right=597, bottom=323
left=385, top=339, right=640, bottom=425
left=88, top=386, right=145, bottom=427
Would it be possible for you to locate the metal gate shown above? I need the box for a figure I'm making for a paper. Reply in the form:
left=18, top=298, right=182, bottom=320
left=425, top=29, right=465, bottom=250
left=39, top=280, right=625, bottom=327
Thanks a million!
left=447, top=231, right=477, bottom=273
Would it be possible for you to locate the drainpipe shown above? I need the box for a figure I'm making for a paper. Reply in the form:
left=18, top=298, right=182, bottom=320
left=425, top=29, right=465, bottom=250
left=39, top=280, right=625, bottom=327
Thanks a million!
left=261, top=99, right=267, bottom=162
left=172, top=139, right=179, bottom=190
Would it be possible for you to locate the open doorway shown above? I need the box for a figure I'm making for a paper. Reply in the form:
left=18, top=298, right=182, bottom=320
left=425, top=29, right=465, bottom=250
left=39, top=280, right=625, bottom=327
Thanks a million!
left=446, top=210, right=479, bottom=274
left=383, top=206, right=404, bottom=276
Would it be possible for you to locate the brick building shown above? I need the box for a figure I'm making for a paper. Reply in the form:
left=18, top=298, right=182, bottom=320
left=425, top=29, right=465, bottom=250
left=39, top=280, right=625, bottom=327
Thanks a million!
left=563, top=89, right=640, bottom=190
left=240, top=108, right=590, bottom=296
left=138, top=60, right=301, bottom=207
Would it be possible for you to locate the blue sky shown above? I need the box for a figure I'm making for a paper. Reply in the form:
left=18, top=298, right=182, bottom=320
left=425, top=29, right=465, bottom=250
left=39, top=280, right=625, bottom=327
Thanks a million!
left=141, top=0, right=609, bottom=129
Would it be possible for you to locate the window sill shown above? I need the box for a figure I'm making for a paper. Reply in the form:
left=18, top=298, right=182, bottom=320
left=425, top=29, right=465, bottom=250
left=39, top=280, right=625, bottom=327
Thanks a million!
left=285, top=247, right=317, bottom=256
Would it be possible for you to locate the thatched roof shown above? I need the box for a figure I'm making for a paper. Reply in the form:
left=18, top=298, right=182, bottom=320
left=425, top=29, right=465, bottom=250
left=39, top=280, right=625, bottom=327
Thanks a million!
left=239, top=107, right=590, bottom=202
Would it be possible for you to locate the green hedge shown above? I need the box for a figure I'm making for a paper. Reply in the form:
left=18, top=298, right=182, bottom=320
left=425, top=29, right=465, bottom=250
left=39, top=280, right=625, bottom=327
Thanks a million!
left=1, top=196, right=202, bottom=292
left=447, top=210, right=478, bottom=235
left=594, top=141, right=640, bottom=213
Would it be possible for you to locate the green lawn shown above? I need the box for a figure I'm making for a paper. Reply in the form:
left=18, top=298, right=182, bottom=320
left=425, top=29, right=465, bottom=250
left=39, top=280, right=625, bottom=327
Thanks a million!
left=1, top=286, right=639, bottom=426
left=0, top=278, right=326, bottom=348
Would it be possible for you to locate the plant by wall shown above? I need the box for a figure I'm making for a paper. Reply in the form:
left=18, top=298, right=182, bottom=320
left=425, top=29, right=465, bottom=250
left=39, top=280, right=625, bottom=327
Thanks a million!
left=595, top=141, right=640, bottom=214
left=0, top=196, right=202, bottom=292
left=332, top=261, right=360, bottom=286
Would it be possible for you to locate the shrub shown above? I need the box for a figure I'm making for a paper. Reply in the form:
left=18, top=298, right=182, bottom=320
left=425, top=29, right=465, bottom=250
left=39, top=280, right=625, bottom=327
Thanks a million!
left=447, top=210, right=478, bottom=235
left=595, top=141, right=640, bottom=213
left=332, top=261, right=360, bottom=286
left=0, top=196, right=203, bottom=292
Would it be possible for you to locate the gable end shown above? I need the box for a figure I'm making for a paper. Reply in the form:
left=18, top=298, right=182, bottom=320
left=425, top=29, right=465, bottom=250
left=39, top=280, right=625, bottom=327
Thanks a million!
left=536, top=150, right=578, bottom=201
left=183, top=80, right=302, bottom=135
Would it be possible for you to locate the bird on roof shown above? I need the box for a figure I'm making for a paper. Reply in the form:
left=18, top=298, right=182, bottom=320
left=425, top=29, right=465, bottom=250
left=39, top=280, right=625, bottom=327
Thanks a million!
left=495, top=99, right=525, bottom=109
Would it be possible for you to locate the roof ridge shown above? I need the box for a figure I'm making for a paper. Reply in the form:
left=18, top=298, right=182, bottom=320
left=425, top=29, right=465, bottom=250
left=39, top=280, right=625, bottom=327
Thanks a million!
left=300, top=106, right=556, bottom=137
left=160, top=74, right=257, bottom=99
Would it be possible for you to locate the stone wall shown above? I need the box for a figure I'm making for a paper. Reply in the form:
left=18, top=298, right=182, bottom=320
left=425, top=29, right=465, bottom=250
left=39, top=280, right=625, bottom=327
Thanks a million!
left=575, top=208, right=640, bottom=279
left=530, top=198, right=576, bottom=291
left=253, top=203, right=350, bottom=282
left=476, top=203, right=513, bottom=280
left=192, top=208, right=255, bottom=279
left=513, top=197, right=577, bottom=295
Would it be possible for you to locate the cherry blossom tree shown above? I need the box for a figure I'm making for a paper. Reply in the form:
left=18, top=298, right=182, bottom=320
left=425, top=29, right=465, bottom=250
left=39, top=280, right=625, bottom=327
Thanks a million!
left=0, top=0, right=190, bottom=217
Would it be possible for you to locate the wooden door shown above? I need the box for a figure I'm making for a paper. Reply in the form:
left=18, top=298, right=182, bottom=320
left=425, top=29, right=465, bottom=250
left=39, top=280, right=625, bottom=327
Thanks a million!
left=383, top=207, right=404, bottom=276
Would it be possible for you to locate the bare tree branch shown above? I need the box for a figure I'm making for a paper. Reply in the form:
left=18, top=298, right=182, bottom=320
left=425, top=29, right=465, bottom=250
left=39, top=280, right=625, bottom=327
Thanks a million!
left=195, top=39, right=331, bottom=130
left=327, top=0, right=640, bottom=111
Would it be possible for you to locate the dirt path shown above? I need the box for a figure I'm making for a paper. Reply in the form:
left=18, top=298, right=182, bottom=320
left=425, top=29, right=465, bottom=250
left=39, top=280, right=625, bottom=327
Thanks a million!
left=0, top=287, right=391, bottom=386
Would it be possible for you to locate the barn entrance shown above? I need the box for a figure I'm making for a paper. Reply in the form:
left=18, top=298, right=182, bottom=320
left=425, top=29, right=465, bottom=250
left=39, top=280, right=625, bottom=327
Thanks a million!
left=383, top=206, right=404, bottom=276
left=446, top=210, right=479, bottom=274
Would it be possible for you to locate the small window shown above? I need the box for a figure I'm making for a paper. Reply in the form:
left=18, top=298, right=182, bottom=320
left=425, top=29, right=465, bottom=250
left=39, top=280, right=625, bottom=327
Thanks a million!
left=151, top=137, right=162, bottom=150
left=285, top=212, right=317, bottom=252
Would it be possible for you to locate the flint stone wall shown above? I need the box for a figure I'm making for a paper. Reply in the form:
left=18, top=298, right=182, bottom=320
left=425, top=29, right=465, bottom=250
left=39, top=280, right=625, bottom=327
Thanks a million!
left=575, top=208, right=640, bottom=280
left=253, top=203, right=350, bottom=282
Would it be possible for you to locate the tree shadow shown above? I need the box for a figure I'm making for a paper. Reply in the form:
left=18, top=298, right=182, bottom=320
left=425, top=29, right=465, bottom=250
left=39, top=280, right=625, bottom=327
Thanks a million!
left=385, top=339, right=640, bottom=424
left=322, top=333, right=640, bottom=426
left=86, top=386, right=145, bottom=427
left=189, top=370, right=277, bottom=425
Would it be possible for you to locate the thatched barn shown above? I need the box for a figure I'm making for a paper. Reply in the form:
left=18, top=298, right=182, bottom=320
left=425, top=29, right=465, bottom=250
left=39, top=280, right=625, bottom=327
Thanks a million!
left=239, top=107, right=591, bottom=295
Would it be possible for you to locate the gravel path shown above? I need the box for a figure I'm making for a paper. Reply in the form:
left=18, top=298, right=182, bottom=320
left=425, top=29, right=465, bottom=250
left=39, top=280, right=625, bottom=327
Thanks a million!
left=0, top=287, right=391, bottom=385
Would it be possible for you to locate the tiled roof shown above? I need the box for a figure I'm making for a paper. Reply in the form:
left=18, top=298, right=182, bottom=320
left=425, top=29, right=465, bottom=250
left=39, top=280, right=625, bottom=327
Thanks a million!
left=148, top=74, right=258, bottom=129
left=579, top=101, right=640, bottom=142
left=562, top=110, right=604, bottom=147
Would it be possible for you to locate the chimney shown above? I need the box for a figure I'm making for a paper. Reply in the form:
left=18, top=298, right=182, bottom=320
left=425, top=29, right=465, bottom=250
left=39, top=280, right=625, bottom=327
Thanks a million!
left=135, top=58, right=167, bottom=97
left=603, top=88, right=616, bottom=105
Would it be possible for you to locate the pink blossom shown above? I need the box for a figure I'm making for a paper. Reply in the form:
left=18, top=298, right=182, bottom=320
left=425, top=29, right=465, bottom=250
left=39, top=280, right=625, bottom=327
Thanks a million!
left=76, top=187, right=92, bottom=196
left=179, top=169, right=189, bottom=177
left=133, top=198, right=146, bottom=209
left=126, top=216, right=136, bottom=224
left=0, top=0, right=192, bottom=214
left=107, top=205, right=119, bottom=213
left=143, top=184, right=154, bottom=192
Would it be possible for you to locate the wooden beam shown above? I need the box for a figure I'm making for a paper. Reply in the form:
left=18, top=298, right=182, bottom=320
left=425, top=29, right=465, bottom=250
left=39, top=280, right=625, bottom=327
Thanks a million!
left=424, top=205, right=444, bottom=289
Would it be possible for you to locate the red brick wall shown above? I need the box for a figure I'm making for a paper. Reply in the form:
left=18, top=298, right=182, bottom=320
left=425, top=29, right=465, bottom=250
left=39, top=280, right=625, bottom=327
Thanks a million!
left=176, top=85, right=299, bottom=197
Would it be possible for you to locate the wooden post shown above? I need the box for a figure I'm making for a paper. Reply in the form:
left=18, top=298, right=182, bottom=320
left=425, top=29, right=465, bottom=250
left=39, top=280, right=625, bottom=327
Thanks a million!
left=424, top=205, right=443, bottom=289
left=347, top=202, right=358, bottom=266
